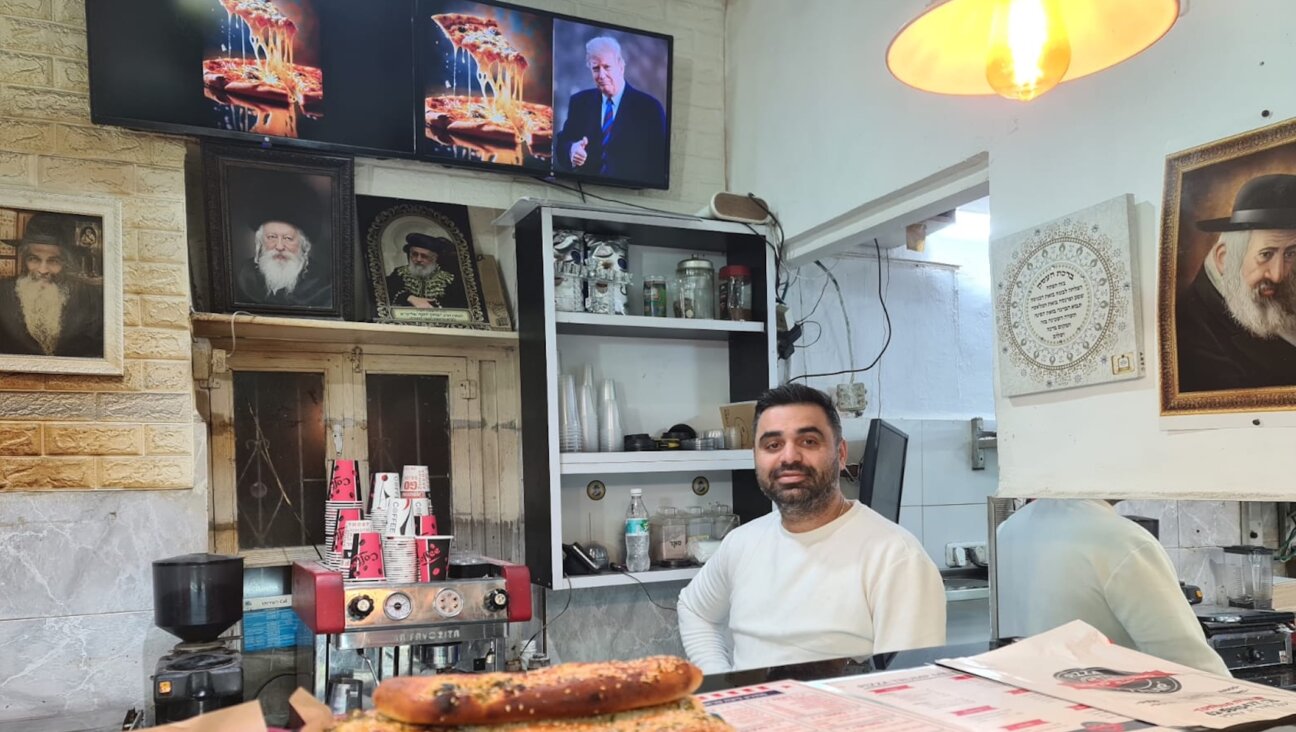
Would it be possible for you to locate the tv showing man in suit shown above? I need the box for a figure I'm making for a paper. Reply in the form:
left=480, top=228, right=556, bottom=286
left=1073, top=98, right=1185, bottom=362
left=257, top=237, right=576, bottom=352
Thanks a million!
left=553, top=22, right=670, bottom=188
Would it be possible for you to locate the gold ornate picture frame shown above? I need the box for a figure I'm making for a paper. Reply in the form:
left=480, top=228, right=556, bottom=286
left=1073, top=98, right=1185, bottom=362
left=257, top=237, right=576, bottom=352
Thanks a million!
left=357, top=195, right=489, bottom=329
left=1159, top=117, right=1296, bottom=415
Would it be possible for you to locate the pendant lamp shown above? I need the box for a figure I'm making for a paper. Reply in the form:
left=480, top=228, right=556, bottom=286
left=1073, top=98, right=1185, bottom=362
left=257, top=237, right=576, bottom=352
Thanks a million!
left=886, top=0, right=1179, bottom=101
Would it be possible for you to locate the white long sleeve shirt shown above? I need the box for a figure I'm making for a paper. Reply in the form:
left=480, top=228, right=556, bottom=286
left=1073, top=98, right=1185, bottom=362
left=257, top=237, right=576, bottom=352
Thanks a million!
left=997, top=499, right=1231, bottom=677
left=677, top=502, right=946, bottom=673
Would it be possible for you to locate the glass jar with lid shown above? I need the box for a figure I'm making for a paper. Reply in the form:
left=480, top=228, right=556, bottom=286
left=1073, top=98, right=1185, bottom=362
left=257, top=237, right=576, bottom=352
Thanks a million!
left=718, top=265, right=753, bottom=321
left=674, top=256, right=716, bottom=319
left=650, top=506, right=689, bottom=566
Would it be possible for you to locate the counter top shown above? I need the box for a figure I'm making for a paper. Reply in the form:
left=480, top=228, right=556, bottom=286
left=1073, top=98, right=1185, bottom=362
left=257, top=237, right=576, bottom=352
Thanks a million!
left=697, top=641, right=1296, bottom=694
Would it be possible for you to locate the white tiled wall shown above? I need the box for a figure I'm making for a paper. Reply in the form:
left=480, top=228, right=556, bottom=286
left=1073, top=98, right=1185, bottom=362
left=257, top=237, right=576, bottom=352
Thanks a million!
left=1115, top=500, right=1246, bottom=594
left=843, top=417, right=999, bottom=568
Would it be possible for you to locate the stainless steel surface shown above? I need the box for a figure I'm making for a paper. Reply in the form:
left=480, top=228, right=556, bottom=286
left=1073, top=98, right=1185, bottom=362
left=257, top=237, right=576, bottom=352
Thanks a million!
left=970, top=417, right=998, bottom=470
left=986, top=496, right=1018, bottom=640
left=341, top=577, right=508, bottom=629
left=333, top=621, right=506, bottom=650
left=422, top=643, right=462, bottom=670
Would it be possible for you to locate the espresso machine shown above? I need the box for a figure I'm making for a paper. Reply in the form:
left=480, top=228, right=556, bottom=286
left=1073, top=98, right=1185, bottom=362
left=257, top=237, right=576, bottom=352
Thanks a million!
left=292, top=552, right=531, bottom=709
left=151, top=553, right=245, bottom=724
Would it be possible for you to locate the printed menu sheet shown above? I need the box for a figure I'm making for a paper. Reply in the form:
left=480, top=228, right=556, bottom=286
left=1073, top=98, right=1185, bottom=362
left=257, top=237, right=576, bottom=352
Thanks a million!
left=826, top=665, right=1165, bottom=732
left=698, top=680, right=964, bottom=731
left=940, top=620, right=1296, bottom=730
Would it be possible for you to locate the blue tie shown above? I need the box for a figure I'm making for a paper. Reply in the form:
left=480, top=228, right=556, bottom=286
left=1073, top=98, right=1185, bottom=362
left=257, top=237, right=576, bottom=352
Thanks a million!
left=600, top=97, right=614, bottom=174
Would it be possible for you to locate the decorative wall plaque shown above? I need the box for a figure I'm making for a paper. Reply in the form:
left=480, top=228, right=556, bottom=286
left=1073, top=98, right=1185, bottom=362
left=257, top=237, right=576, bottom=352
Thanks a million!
left=992, top=194, right=1143, bottom=397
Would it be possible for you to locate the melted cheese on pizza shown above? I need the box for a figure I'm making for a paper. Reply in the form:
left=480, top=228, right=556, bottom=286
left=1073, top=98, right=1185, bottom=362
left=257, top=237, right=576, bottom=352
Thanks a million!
left=220, top=0, right=303, bottom=105
left=432, top=14, right=533, bottom=145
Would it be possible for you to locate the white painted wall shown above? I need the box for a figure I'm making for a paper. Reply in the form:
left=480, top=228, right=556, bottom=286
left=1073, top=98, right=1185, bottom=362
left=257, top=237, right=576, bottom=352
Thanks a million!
left=728, top=0, right=1296, bottom=500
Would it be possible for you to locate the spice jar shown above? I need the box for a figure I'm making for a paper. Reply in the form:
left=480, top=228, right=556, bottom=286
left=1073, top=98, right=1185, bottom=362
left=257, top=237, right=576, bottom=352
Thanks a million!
left=674, top=256, right=716, bottom=319
left=718, top=265, right=753, bottom=321
left=642, top=276, right=668, bottom=317
left=650, top=506, right=689, bottom=566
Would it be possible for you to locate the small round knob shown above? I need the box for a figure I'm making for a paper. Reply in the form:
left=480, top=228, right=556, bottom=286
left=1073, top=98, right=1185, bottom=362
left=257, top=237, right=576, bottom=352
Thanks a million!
left=1249, top=648, right=1265, bottom=663
left=348, top=595, right=375, bottom=620
left=484, top=589, right=509, bottom=612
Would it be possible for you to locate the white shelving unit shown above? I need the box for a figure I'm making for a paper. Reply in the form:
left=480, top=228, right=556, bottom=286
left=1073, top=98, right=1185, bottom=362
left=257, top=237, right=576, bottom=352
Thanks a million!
left=512, top=204, right=778, bottom=589
left=560, top=450, right=754, bottom=475
left=565, top=567, right=701, bottom=590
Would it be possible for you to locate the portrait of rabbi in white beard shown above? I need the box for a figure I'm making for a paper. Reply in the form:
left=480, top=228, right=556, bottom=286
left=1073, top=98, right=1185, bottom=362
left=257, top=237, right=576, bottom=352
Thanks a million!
left=0, top=215, right=104, bottom=358
left=1176, top=174, right=1296, bottom=392
left=233, top=217, right=332, bottom=308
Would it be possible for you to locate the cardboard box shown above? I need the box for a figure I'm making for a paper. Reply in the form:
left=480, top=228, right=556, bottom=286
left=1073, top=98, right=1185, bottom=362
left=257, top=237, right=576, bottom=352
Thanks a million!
left=144, top=689, right=332, bottom=731
left=720, top=401, right=758, bottom=449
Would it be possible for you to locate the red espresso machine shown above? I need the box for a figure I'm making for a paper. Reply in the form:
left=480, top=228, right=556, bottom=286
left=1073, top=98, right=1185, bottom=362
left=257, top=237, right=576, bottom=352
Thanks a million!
left=292, top=553, right=531, bottom=707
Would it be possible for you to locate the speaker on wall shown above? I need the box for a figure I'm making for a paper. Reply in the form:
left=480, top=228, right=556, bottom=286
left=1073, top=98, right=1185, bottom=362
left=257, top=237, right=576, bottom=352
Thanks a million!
left=700, top=192, right=771, bottom=224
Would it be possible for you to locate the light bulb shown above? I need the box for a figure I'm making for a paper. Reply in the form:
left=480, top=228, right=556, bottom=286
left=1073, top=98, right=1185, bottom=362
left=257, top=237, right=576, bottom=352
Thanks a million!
left=985, top=0, right=1071, bottom=101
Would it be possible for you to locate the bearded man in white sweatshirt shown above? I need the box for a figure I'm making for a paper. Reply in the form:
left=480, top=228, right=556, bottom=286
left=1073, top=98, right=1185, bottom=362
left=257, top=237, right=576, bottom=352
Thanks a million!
left=677, top=384, right=946, bottom=673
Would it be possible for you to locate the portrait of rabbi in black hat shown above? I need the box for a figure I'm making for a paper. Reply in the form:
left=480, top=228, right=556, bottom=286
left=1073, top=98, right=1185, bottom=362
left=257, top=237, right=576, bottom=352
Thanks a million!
left=1177, top=174, right=1296, bottom=392
left=230, top=179, right=333, bottom=310
left=0, top=213, right=104, bottom=358
left=386, top=232, right=467, bottom=310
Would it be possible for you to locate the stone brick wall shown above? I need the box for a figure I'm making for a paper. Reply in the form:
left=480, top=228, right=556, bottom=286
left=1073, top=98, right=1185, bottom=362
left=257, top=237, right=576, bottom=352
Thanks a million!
left=0, top=0, right=194, bottom=491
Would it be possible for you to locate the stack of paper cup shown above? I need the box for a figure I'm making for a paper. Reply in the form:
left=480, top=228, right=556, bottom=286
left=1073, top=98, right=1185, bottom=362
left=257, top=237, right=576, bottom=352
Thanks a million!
left=346, top=529, right=385, bottom=583
left=328, top=459, right=361, bottom=502
left=383, top=537, right=417, bottom=583
left=324, top=503, right=364, bottom=571
left=338, top=519, right=374, bottom=574
left=368, top=472, right=399, bottom=536
left=384, top=497, right=432, bottom=537
left=401, top=465, right=429, bottom=498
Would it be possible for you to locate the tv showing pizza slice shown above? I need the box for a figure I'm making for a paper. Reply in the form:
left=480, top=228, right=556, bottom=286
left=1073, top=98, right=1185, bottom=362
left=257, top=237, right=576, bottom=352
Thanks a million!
left=418, top=1, right=555, bottom=170
left=203, top=0, right=324, bottom=135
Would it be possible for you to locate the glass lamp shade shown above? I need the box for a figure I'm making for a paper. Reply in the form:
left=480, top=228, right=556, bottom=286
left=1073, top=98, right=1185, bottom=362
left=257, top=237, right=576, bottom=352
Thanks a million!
left=887, top=0, right=1179, bottom=101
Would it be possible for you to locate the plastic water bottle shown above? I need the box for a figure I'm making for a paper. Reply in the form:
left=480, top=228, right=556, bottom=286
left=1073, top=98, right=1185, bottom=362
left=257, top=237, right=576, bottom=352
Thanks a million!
left=625, top=489, right=650, bottom=573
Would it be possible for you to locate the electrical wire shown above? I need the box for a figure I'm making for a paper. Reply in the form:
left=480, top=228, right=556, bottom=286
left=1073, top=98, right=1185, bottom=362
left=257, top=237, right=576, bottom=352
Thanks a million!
left=613, top=567, right=679, bottom=613
left=815, top=260, right=856, bottom=382
left=796, top=266, right=832, bottom=325
left=786, top=237, right=892, bottom=383
left=523, top=575, right=573, bottom=660
left=798, top=320, right=824, bottom=349
left=531, top=177, right=704, bottom=219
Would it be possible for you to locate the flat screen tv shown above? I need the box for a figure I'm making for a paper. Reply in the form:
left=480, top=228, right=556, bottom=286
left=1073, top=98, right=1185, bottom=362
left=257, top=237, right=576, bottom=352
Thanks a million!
left=415, top=0, right=673, bottom=189
left=860, top=419, right=909, bottom=525
left=86, top=0, right=417, bottom=157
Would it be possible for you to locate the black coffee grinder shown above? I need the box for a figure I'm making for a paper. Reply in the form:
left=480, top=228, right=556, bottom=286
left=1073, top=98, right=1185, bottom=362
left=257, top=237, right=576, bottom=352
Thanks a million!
left=152, top=553, right=245, bottom=724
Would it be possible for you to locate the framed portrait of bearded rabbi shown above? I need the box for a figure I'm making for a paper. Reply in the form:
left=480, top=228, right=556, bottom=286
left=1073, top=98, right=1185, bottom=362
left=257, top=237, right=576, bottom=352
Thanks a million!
left=0, top=187, right=122, bottom=376
left=1160, top=118, right=1296, bottom=415
left=204, top=143, right=354, bottom=319
left=358, top=195, right=489, bottom=329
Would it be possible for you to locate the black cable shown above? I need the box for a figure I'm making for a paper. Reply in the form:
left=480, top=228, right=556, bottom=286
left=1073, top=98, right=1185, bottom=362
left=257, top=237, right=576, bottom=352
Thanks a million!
left=798, top=320, right=824, bottom=349
left=252, top=671, right=297, bottom=700
left=786, top=237, right=892, bottom=382
left=613, top=567, right=679, bottom=613
left=743, top=194, right=790, bottom=302
left=531, top=177, right=703, bottom=219
left=741, top=222, right=786, bottom=304
left=576, top=180, right=587, bottom=204
left=523, top=575, right=573, bottom=660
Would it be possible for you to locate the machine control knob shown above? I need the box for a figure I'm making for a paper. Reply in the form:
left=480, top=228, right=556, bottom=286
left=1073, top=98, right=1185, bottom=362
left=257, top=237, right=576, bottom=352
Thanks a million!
left=1249, top=647, right=1266, bottom=663
left=485, top=588, right=509, bottom=612
left=348, top=595, right=375, bottom=620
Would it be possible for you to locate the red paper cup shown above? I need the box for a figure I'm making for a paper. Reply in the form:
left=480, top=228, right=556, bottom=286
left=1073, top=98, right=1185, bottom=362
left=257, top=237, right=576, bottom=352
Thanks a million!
left=348, top=532, right=386, bottom=580
left=329, top=460, right=359, bottom=502
left=332, top=508, right=363, bottom=554
left=416, top=515, right=438, bottom=535
left=415, top=535, right=452, bottom=582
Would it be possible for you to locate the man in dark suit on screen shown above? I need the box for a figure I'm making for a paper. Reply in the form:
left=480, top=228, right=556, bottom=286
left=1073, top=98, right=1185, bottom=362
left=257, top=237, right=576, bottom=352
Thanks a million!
left=556, top=36, right=667, bottom=185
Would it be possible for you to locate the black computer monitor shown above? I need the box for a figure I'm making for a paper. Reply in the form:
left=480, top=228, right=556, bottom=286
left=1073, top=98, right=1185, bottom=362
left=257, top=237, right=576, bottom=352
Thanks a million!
left=860, top=419, right=909, bottom=524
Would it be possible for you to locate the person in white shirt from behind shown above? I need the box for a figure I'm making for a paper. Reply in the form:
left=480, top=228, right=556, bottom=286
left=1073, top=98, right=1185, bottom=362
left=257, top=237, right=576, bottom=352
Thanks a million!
left=997, top=499, right=1231, bottom=676
left=677, top=384, right=946, bottom=674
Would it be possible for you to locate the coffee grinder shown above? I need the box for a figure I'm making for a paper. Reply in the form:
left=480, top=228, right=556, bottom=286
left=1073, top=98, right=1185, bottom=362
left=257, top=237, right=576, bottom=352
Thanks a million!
left=152, top=553, right=245, bottom=724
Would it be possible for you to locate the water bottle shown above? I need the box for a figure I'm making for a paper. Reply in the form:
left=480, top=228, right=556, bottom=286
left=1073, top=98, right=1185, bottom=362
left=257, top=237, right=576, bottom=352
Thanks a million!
left=625, top=488, right=650, bottom=573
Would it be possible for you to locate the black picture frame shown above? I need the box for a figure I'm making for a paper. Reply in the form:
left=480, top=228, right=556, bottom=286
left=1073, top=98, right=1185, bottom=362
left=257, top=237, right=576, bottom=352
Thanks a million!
left=203, top=142, right=354, bottom=319
left=357, top=195, right=490, bottom=329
